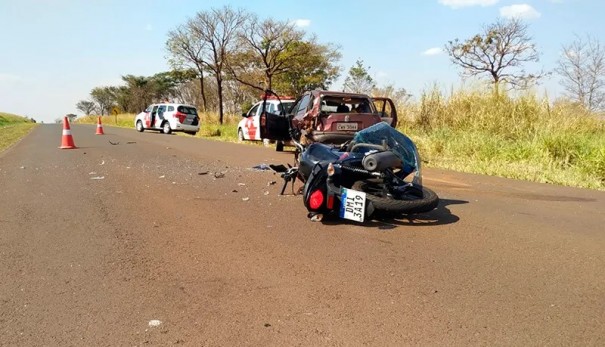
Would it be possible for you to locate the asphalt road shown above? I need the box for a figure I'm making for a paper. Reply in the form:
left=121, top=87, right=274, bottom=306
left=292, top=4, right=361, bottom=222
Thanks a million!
left=1, top=124, right=603, bottom=346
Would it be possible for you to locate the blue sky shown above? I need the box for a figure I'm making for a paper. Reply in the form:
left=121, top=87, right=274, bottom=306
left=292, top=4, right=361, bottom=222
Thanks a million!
left=1, top=0, right=603, bottom=123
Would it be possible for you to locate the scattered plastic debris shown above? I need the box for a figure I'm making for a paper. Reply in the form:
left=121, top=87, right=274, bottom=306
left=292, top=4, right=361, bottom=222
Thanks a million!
left=99, top=160, right=105, bottom=165
left=242, top=197, right=250, bottom=201
left=252, top=164, right=271, bottom=171
left=238, top=183, right=246, bottom=186
left=159, top=175, right=165, bottom=179
left=198, top=171, right=209, bottom=175
left=109, top=140, right=119, bottom=145
left=267, top=181, right=277, bottom=186
left=20, top=166, right=25, bottom=169
left=263, top=191, right=270, bottom=196
left=148, top=320, right=162, bottom=327
left=90, top=176, right=105, bottom=180
left=214, top=172, right=225, bottom=179
left=127, top=141, right=136, bottom=144
left=89, top=172, right=97, bottom=175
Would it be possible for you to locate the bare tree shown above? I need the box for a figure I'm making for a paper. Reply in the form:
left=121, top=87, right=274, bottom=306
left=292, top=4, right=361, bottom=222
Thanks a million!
left=190, top=6, right=248, bottom=124
left=555, top=35, right=605, bottom=112
left=166, top=25, right=209, bottom=111
left=232, top=17, right=304, bottom=91
left=445, top=18, right=545, bottom=90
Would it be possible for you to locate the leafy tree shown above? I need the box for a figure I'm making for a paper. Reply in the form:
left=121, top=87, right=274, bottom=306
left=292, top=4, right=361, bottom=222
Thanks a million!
left=76, top=100, right=97, bottom=115
left=228, top=17, right=340, bottom=98
left=555, top=34, right=605, bottom=112
left=90, top=87, right=116, bottom=115
left=272, top=38, right=341, bottom=96
left=445, top=18, right=545, bottom=90
left=343, top=60, right=375, bottom=94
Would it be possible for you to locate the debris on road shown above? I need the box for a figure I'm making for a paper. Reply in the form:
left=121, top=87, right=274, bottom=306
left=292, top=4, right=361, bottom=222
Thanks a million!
left=263, top=191, right=270, bottom=196
left=127, top=141, right=136, bottom=144
left=148, top=320, right=162, bottom=327
left=20, top=166, right=25, bottom=169
left=159, top=175, right=165, bottom=179
left=90, top=176, right=105, bottom=180
left=238, top=183, right=246, bottom=186
left=99, top=160, right=105, bottom=165
left=252, top=163, right=271, bottom=171
left=198, top=171, right=209, bottom=175
left=214, top=172, right=225, bottom=179
left=242, top=197, right=250, bottom=201
left=109, top=140, right=119, bottom=145
left=267, top=181, right=277, bottom=186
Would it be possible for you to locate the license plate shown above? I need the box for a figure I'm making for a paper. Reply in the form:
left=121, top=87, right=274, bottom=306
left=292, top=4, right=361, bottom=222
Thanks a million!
left=336, top=122, right=358, bottom=131
left=340, top=188, right=366, bottom=222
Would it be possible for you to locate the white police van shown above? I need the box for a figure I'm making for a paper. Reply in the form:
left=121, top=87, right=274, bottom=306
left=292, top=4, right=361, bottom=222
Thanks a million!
left=135, top=103, right=200, bottom=135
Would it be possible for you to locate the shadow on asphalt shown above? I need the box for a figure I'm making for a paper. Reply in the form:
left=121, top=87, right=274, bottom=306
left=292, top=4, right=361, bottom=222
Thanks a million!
left=321, top=198, right=468, bottom=229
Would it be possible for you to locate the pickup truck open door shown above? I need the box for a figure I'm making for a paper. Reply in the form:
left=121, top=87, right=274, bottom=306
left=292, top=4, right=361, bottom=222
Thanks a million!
left=372, top=97, right=398, bottom=128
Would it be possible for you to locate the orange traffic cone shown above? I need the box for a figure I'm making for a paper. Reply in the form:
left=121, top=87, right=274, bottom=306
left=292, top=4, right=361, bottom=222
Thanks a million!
left=59, top=116, right=77, bottom=149
left=95, top=116, right=105, bottom=135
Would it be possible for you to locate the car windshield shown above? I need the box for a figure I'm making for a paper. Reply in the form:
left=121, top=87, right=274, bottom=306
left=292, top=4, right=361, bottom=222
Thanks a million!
left=320, top=95, right=376, bottom=114
left=177, top=106, right=197, bottom=115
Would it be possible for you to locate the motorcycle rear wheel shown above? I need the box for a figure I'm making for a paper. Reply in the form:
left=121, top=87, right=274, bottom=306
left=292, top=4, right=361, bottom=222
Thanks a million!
left=351, top=180, right=439, bottom=214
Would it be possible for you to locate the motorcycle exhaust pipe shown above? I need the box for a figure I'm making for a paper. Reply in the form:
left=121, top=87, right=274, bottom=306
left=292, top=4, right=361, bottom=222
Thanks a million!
left=362, top=151, right=402, bottom=171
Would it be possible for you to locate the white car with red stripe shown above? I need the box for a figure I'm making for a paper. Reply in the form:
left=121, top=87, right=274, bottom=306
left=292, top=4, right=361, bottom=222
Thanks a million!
left=237, top=99, right=294, bottom=145
left=134, top=103, right=200, bottom=135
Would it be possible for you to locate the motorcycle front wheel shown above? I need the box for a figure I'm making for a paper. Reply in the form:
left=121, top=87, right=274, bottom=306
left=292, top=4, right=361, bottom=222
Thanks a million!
left=351, top=179, right=439, bottom=214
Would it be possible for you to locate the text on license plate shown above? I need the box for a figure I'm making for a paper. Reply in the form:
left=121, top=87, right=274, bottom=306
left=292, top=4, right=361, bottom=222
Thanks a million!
left=336, top=122, right=358, bottom=131
left=340, top=188, right=366, bottom=222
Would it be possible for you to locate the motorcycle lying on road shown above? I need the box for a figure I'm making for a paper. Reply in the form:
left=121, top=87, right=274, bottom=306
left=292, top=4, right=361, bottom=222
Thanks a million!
left=261, top=91, right=439, bottom=223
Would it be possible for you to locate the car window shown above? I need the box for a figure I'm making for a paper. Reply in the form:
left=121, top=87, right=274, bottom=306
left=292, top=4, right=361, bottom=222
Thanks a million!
left=287, top=98, right=302, bottom=116
left=145, top=106, right=152, bottom=112
left=278, top=102, right=294, bottom=113
left=158, top=105, right=167, bottom=113
left=151, top=105, right=159, bottom=113
left=297, top=94, right=311, bottom=113
left=167, top=106, right=174, bottom=112
left=248, top=104, right=260, bottom=117
left=177, top=106, right=198, bottom=115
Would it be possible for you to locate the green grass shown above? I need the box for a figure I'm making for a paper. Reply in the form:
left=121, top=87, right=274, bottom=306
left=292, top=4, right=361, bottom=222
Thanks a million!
left=0, top=112, right=38, bottom=152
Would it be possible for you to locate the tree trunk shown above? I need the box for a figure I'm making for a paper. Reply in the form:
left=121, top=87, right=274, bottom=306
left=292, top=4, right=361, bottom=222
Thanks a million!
left=217, top=75, right=224, bottom=125
left=199, top=74, right=207, bottom=112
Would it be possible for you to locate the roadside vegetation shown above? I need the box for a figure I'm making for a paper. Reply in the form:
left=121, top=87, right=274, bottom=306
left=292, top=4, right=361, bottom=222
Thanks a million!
left=75, top=89, right=605, bottom=190
left=0, top=112, right=38, bottom=152
left=69, top=7, right=604, bottom=190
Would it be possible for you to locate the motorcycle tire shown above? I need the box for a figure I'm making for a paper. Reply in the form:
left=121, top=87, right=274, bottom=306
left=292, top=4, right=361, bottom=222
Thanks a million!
left=351, top=180, right=439, bottom=214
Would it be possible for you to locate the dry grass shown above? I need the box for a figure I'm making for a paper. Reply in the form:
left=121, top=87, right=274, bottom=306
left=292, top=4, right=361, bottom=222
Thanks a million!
left=398, top=88, right=605, bottom=190
left=73, top=89, right=605, bottom=190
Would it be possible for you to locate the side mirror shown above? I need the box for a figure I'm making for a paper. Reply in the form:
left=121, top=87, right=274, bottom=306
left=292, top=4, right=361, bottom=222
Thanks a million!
left=241, top=112, right=247, bottom=118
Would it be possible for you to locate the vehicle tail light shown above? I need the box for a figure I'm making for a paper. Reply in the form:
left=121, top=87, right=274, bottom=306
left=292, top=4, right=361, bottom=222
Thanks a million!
left=174, top=112, right=186, bottom=123
left=308, top=189, right=324, bottom=210
left=326, top=193, right=334, bottom=209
